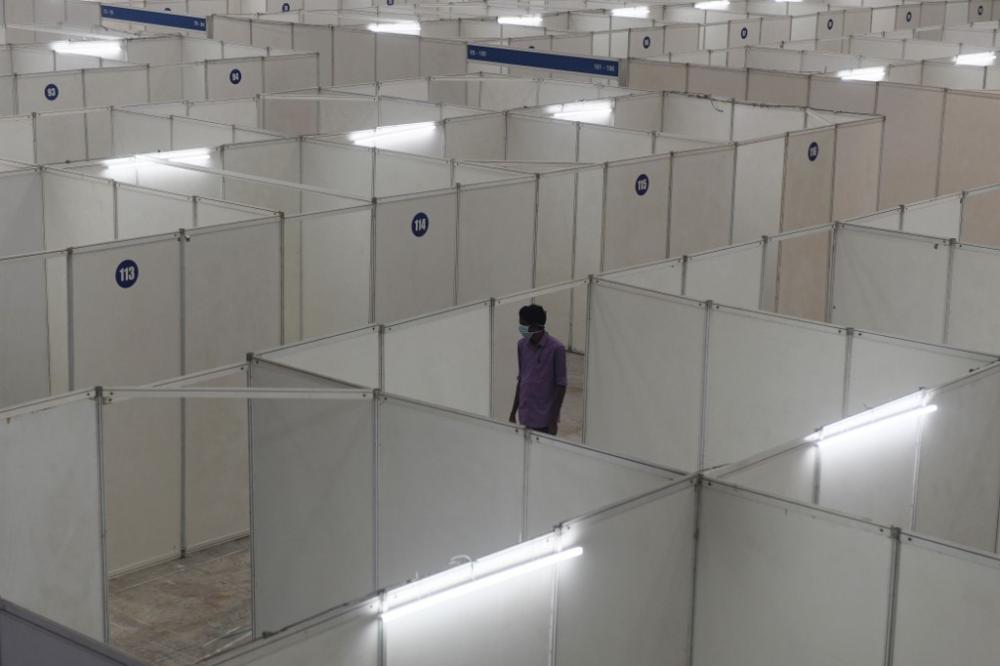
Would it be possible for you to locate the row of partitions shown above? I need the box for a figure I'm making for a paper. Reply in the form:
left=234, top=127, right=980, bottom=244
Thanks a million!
left=625, top=56, right=1000, bottom=208
left=0, top=109, right=884, bottom=410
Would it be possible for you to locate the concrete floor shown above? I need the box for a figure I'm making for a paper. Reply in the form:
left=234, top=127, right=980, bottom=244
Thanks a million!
left=109, top=353, right=585, bottom=664
left=110, top=538, right=252, bottom=665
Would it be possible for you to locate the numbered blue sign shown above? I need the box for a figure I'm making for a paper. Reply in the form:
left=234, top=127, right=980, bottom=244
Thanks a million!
left=229, top=68, right=242, bottom=85
left=905, top=10, right=912, bottom=21
left=44, top=83, right=59, bottom=101
left=642, top=35, right=651, bottom=49
left=635, top=174, right=650, bottom=196
left=826, top=17, right=834, bottom=29
left=411, top=212, right=429, bottom=237
left=387, top=0, right=394, bottom=5
left=977, top=4, right=984, bottom=15
left=739, top=26, right=748, bottom=39
left=281, top=2, right=289, bottom=10
left=808, top=142, right=819, bottom=162
left=115, top=259, right=139, bottom=289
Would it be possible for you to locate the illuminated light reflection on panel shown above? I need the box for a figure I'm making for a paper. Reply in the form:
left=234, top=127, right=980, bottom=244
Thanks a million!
left=694, top=1, right=730, bottom=10
left=381, top=547, right=582, bottom=623
left=497, top=15, right=543, bottom=25
left=954, top=51, right=996, bottom=66
left=546, top=100, right=613, bottom=122
left=836, top=66, right=886, bottom=81
left=611, top=6, right=650, bottom=17
left=366, top=21, right=421, bottom=34
left=806, top=393, right=937, bottom=447
left=348, top=121, right=436, bottom=147
left=50, top=40, right=123, bottom=57
left=100, top=147, right=212, bottom=167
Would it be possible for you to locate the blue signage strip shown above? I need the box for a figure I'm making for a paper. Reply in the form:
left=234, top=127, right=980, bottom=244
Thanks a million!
left=100, top=5, right=207, bottom=31
left=467, top=45, right=620, bottom=77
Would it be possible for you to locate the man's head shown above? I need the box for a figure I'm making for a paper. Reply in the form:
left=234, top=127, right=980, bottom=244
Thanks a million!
left=518, top=304, right=547, bottom=341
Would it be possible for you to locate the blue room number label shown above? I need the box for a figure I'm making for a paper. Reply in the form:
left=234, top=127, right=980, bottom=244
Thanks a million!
left=115, top=260, right=139, bottom=289
left=44, top=83, right=59, bottom=101
left=229, top=68, right=242, bottom=85
left=740, top=26, right=748, bottom=39
left=807, top=142, right=819, bottom=162
left=635, top=174, right=650, bottom=196
left=642, top=35, right=651, bottom=49
left=411, top=212, right=429, bottom=237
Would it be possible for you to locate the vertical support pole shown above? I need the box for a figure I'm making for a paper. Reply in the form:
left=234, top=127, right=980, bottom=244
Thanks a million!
left=532, top=173, right=541, bottom=289
left=521, top=428, right=530, bottom=542
left=841, top=327, right=855, bottom=419
left=686, top=477, right=703, bottom=666
left=825, top=223, right=841, bottom=323
left=941, top=238, right=956, bottom=345
left=697, top=301, right=713, bottom=471
left=372, top=391, right=381, bottom=592
left=453, top=183, right=461, bottom=306
left=757, top=236, right=769, bottom=311
left=488, top=299, right=496, bottom=418
left=580, top=276, right=594, bottom=443
left=598, top=163, right=609, bottom=273
left=178, top=228, right=188, bottom=558
left=883, top=526, right=902, bottom=666
left=94, top=387, right=111, bottom=642
left=245, top=353, right=257, bottom=639
left=66, top=247, right=75, bottom=391
left=369, top=199, right=377, bottom=324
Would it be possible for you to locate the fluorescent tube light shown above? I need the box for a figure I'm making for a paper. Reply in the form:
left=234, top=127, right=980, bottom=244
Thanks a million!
left=806, top=393, right=937, bottom=446
left=348, top=121, right=436, bottom=146
left=497, top=15, right=543, bottom=25
left=546, top=100, right=613, bottom=122
left=366, top=20, right=420, bottom=34
left=954, top=51, right=996, bottom=66
left=836, top=66, right=886, bottom=81
left=50, top=39, right=122, bottom=57
left=381, top=547, right=582, bottom=623
left=774, top=0, right=802, bottom=3
left=611, top=6, right=650, bottom=17
left=694, top=1, right=730, bottom=10
left=100, top=147, right=212, bottom=167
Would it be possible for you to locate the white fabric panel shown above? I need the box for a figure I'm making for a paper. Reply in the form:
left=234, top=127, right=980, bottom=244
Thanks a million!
left=586, top=283, right=705, bottom=470
left=16, top=71, right=83, bottom=113
left=71, top=236, right=182, bottom=388
left=0, top=116, right=34, bottom=162
left=292, top=24, right=333, bottom=86
left=557, top=485, right=695, bottom=666
left=223, top=140, right=299, bottom=183
left=333, top=29, right=375, bottom=85
left=215, top=609, right=378, bottom=666
left=747, top=70, right=809, bottom=107
left=893, top=539, right=1000, bottom=665
left=185, top=223, right=282, bottom=371
left=607, top=259, right=683, bottom=294
left=526, top=435, right=676, bottom=538
left=694, top=485, right=892, bottom=666
left=102, top=397, right=182, bottom=574
left=444, top=115, right=506, bottom=161
left=855, top=209, right=901, bottom=231
left=704, top=308, right=845, bottom=467
left=602, top=156, right=669, bottom=270
left=685, top=242, right=763, bottom=309
left=374, top=192, right=457, bottom=322
left=43, top=172, right=114, bottom=248
left=251, top=379, right=374, bottom=635
left=939, top=91, right=1000, bottom=194
left=613, top=93, right=662, bottom=132
left=377, top=98, right=439, bottom=127
left=82, top=67, right=148, bottom=108
left=111, top=110, right=171, bottom=156
left=831, top=227, right=949, bottom=342
left=309, top=97, right=373, bottom=137
left=833, top=120, right=882, bottom=221
left=385, top=303, right=490, bottom=415
left=959, top=186, right=1000, bottom=246
left=579, top=125, right=651, bottom=162
left=301, top=141, right=371, bottom=199
left=782, top=128, right=834, bottom=230
left=506, top=115, right=576, bottom=162
left=818, top=401, right=923, bottom=527
left=419, top=39, right=467, bottom=77
left=263, top=327, right=379, bottom=389
left=457, top=180, right=535, bottom=302
left=720, top=446, right=816, bottom=504
left=669, top=148, right=735, bottom=256
left=948, top=245, right=1000, bottom=352
left=384, top=565, right=553, bottom=666
left=914, top=369, right=1000, bottom=551
left=0, top=255, right=50, bottom=408
left=0, top=171, right=43, bottom=255
left=196, top=199, right=271, bottom=227
left=732, top=138, right=783, bottom=242
left=253, top=21, right=293, bottom=49
left=375, top=152, right=450, bottom=197
left=207, top=59, right=262, bottom=100
left=687, top=66, right=747, bottom=101
left=902, top=195, right=960, bottom=238
left=732, top=104, right=803, bottom=141
left=264, top=55, right=317, bottom=93
left=34, top=112, right=87, bottom=164
left=876, top=84, right=945, bottom=208
left=377, top=399, right=523, bottom=586
left=376, top=34, right=419, bottom=81
left=172, top=117, right=233, bottom=150
left=662, top=95, right=731, bottom=142
left=116, top=186, right=193, bottom=240
left=847, top=332, right=990, bottom=414
left=297, top=208, right=371, bottom=337
left=0, top=399, right=103, bottom=640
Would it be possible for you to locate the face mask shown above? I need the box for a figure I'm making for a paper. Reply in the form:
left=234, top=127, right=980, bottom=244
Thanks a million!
left=518, top=324, right=535, bottom=339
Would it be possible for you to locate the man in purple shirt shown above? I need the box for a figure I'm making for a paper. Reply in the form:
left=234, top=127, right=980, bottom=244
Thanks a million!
left=508, top=304, right=567, bottom=435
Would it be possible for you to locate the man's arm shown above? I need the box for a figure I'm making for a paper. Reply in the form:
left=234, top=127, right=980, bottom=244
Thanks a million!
left=509, top=383, right=520, bottom=424
left=548, top=346, right=568, bottom=435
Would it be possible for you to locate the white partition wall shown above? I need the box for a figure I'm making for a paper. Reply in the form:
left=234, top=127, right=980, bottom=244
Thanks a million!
left=0, top=394, right=105, bottom=641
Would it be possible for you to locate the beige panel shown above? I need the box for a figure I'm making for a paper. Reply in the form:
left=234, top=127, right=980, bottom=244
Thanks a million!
left=833, top=120, right=882, bottom=221
left=747, top=70, right=810, bottom=107
left=959, top=187, right=1000, bottom=246
left=807, top=77, right=876, bottom=114
left=939, top=91, right=1000, bottom=195
left=776, top=230, right=831, bottom=322
left=625, top=60, right=688, bottom=93
left=687, top=66, right=747, bottom=100
left=669, top=147, right=735, bottom=256
left=782, top=128, right=834, bottom=231
left=876, top=84, right=945, bottom=208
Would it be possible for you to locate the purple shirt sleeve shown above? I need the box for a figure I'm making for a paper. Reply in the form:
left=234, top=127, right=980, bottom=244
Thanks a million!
left=554, top=344, right=567, bottom=387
